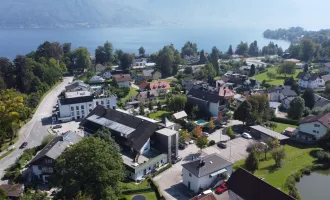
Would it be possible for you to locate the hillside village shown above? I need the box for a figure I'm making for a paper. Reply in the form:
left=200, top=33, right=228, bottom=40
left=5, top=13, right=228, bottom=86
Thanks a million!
left=2, top=40, right=330, bottom=200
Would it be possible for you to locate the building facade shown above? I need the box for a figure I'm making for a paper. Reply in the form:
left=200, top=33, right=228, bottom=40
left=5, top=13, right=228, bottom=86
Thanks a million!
left=296, top=113, right=330, bottom=142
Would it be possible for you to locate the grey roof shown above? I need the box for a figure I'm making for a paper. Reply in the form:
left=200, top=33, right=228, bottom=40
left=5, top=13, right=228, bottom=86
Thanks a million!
left=156, top=128, right=177, bottom=136
left=158, top=117, right=175, bottom=128
left=29, top=131, right=82, bottom=165
left=267, top=86, right=297, bottom=97
left=65, top=81, right=89, bottom=91
left=250, top=125, right=289, bottom=140
left=182, top=153, right=232, bottom=178
left=321, top=74, right=330, bottom=83
left=314, top=94, right=330, bottom=108
left=142, top=69, right=154, bottom=77
left=296, top=72, right=320, bottom=81
left=172, top=111, right=188, bottom=119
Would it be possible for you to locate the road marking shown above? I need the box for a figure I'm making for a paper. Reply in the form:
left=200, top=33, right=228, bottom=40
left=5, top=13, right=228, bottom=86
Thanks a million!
left=24, top=120, right=37, bottom=141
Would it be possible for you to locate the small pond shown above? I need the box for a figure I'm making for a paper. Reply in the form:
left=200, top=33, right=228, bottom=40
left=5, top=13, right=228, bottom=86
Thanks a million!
left=296, top=170, right=330, bottom=200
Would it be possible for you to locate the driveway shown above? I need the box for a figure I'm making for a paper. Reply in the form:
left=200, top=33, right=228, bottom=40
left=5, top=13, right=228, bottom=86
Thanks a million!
left=0, top=77, right=73, bottom=182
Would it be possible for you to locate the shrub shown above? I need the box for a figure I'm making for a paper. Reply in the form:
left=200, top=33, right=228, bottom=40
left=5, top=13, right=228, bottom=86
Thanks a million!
left=208, top=140, right=215, bottom=146
left=226, top=127, right=236, bottom=139
left=316, top=150, right=330, bottom=162
left=300, top=166, right=311, bottom=175
left=245, top=152, right=259, bottom=171
left=270, top=117, right=299, bottom=125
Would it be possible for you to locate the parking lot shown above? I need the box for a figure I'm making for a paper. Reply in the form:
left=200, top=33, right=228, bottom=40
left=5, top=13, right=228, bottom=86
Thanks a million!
left=50, top=121, right=83, bottom=136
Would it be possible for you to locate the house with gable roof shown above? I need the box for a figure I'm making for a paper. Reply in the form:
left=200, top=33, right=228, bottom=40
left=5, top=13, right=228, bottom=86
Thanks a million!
left=267, top=85, right=297, bottom=109
left=296, top=72, right=325, bottom=89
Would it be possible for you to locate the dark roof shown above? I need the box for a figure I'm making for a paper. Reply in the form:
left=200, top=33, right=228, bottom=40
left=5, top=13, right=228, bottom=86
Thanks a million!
left=267, top=86, right=297, bottom=97
left=250, top=125, right=289, bottom=140
left=190, top=193, right=217, bottom=200
left=182, top=153, right=232, bottom=178
left=0, top=184, right=24, bottom=197
left=59, top=95, right=94, bottom=105
left=80, top=106, right=158, bottom=151
left=187, top=86, right=222, bottom=103
left=296, top=72, right=320, bottom=81
left=222, top=77, right=244, bottom=85
left=314, top=94, right=330, bottom=108
left=28, top=131, right=82, bottom=166
left=65, top=81, right=89, bottom=91
left=321, top=74, right=330, bottom=83
left=300, top=112, right=330, bottom=129
left=227, top=168, right=296, bottom=200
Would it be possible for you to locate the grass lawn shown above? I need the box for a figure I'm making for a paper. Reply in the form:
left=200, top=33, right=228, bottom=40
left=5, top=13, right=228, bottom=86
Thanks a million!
left=120, top=87, right=139, bottom=104
left=148, top=110, right=173, bottom=121
left=253, top=67, right=303, bottom=86
left=272, top=122, right=297, bottom=133
left=214, top=76, right=221, bottom=81
left=234, top=144, right=321, bottom=192
left=121, top=181, right=157, bottom=200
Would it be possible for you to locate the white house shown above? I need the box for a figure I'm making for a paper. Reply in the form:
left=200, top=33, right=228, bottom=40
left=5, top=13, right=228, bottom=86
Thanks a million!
left=296, top=112, right=330, bottom=142
left=267, top=86, right=297, bottom=109
left=112, top=74, right=132, bottom=88
left=296, top=72, right=325, bottom=89
left=89, top=75, right=105, bottom=83
left=27, top=131, right=82, bottom=183
left=227, top=168, right=295, bottom=200
left=57, top=91, right=117, bottom=122
left=182, top=153, right=233, bottom=193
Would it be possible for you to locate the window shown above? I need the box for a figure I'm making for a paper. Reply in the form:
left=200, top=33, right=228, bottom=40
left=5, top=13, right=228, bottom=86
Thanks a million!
left=38, top=166, right=42, bottom=170
left=82, top=115, right=85, bottom=119
left=107, top=100, right=110, bottom=104
left=45, top=159, right=53, bottom=164
left=89, top=104, right=92, bottom=107
left=189, top=173, right=192, bottom=177
left=71, top=107, right=74, bottom=111
left=81, top=105, right=84, bottom=109
left=96, top=102, right=99, bottom=105
left=101, top=101, right=104, bottom=105
left=71, top=112, right=74, bottom=116
left=76, top=111, right=80, bottom=115
left=82, top=110, right=85, bottom=115
left=314, top=124, right=320, bottom=127
left=313, top=130, right=317, bottom=133
left=76, top=106, right=79, bottom=110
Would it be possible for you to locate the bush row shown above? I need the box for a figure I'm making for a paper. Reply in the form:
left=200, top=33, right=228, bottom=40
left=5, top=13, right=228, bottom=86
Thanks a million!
left=271, top=117, right=299, bottom=126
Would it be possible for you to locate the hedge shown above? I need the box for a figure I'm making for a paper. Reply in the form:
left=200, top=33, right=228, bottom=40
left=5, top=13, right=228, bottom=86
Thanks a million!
left=147, top=178, right=165, bottom=200
left=271, top=117, right=299, bottom=126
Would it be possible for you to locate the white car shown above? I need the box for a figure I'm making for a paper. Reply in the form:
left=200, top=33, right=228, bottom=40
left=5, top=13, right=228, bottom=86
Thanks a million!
left=242, top=132, right=252, bottom=139
left=202, top=132, right=209, bottom=137
left=189, top=140, right=194, bottom=144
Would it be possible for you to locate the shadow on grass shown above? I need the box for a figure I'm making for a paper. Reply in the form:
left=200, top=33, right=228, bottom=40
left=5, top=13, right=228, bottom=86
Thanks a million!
left=259, top=164, right=280, bottom=174
left=286, top=140, right=319, bottom=150
left=123, top=188, right=154, bottom=195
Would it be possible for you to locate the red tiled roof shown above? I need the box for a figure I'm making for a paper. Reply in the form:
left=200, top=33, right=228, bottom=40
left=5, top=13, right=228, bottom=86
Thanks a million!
left=190, top=193, right=217, bottom=200
left=300, top=112, right=330, bottom=129
left=113, top=74, right=132, bottom=82
left=148, top=81, right=170, bottom=90
left=138, top=81, right=149, bottom=89
left=219, top=87, right=234, bottom=97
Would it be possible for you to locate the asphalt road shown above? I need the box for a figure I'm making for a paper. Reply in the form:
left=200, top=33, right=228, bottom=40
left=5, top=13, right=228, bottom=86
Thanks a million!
left=0, top=77, right=73, bottom=181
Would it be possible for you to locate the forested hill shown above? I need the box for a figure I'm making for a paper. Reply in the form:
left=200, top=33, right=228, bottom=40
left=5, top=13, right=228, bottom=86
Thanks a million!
left=263, top=27, right=330, bottom=44
left=0, top=0, right=160, bottom=28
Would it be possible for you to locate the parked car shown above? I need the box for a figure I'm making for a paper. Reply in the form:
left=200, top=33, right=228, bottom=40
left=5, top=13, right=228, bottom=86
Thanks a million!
left=53, top=124, right=62, bottom=129
left=202, top=132, right=209, bottom=137
left=188, top=140, right=194, bottom=144
left=179, top=143, right=187, bottom=150
left=20, top=142, right=28, bottom=149
left=216, top=183, right=228, bottom=194
left=242, top=132, right=252, bottom=139
left=172, top=156, right=182, bottom=164
left=217, top=142, right=227, bottom=149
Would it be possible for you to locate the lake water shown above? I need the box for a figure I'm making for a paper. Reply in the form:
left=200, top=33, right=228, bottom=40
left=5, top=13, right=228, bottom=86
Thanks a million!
left=296, top=170, right=330, bottom=200
left=0, top=26, right=290, bottom=60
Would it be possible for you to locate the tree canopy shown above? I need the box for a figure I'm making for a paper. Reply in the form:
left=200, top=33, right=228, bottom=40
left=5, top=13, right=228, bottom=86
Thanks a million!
left=288, top=97, right=305, bottom=119
left=234, top=100, right=252, bottom=125
left=120, top=53, right=134, bottom=72
left=227, top=45, right=233, bottom=55
left=277, top=62, right=296, bottom=77
left=168, top=94, right=187, bottom=112
left=235, top=41, right=248, bottom=56
left=302, top=89, right=315, bottom=109
left=51, top=137, right=124, bottom=200
left=139, top=46, right=146, bottom=55
left=181, top=41, right=198, bottom=57
left=210, top=46, right=221, bottom=75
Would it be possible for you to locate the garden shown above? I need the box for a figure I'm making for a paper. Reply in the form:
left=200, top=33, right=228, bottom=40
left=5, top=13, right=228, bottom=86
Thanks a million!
left=253, top=67, right=302, bottom=86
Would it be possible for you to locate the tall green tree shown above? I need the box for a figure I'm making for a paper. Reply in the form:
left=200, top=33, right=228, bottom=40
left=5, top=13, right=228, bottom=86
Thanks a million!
left=168, top=94, right=187, bottom=112
left=199, top=49, right=207, bottom=64
left=288, top=44, right=301, bottom=58
left=300, top=39, right=316, bottom=62
left=272, top=147, right=286, bottom=168
left=104, top=41, right=114, bottom=63
left=245, top=152, right=259, bottom=171
left=302, top=89, right=315, bottom=109
left=181, top=41, right=198, bottom=56
left=157, top=45, right=175, bottom=77
left=35, top=41, right=63, bottom=60
left=114, top=49, right=124, bottom=63
left=196, top=136, right=208, bottom=151
left=51, top=137, right=124, bottom=200
left=288, top=97, right=305, bottom=119
left=72, top=47, right=91, bottom=70
left=210, top=46, right=221, bottom=75
left=139, top=46, right=146, bottom=55
left=303, top=63, right=309, bottom=72
left=277, top=62, right=296, bottom=77
left=120, top=53, right=133, bottom=72
left=249, top=64, right=256, bottom=76
left=234, top=100, right=252, bottom=125
left=235, top=41, right=249, bottom=56
left=248, top=41, right=259, bottom=57
left=95, top=46, right=107, bottom=64
left=227, top=45, right=233, bottom=55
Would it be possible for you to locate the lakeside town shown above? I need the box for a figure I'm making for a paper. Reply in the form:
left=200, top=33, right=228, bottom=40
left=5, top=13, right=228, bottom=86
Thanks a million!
left=1, top=37, right=330, bottom=200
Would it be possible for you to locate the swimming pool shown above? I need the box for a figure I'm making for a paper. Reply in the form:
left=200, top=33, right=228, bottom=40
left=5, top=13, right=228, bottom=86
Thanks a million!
left=194, top=119, right=208, bottom=126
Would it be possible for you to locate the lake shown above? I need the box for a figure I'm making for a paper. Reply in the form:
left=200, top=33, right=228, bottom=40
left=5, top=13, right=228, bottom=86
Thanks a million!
left=296, top=170, right=330, bottom=200
left=0, top=26, right=290, bottom=60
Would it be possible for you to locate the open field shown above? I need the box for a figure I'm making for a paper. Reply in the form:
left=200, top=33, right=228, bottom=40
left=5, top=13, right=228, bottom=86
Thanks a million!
left=253, top=67, right=303, bottom=86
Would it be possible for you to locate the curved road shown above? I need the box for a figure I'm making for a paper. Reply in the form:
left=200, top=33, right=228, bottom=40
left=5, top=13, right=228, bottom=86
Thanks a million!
left=0, top=77, right=73, bottom=181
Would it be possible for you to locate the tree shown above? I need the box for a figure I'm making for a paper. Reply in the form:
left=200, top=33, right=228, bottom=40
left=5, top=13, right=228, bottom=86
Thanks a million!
left=72, top=47, right=91, bottom=70
left=291, top=81, right=301, bottom=95
left=198, top=64, right=216, bottom=83
left=173, top=50, right=182, bottom=76
left=196, top=136, right=208, bottom=150
left=277, top=62, right=296, bottom=77
left=246, top=95, right=274, bottom=125
left=0, top=187, right=6, bottom=200
left=288, top=97, right=305, bottom=119
left=248, top=41, right=259, bottom=57
left=277, top=47, right=284, bottom=56
left=114, top=49, right=124, bottom=63
left=208, top=120, right=215, bottom=130
left=210, top=46, right=221, bottom=75
left=157, top=45, right=175, bottom=77
left=272, top=147, right=286, bottom=168
left=95, top=46, right=107, bottom=64
left=227, top=45, right=233, bottom=55
left=51, top=137, right=124, bottom=200
left=94, top=128, right=120, bottom=152
left=191, top=105, right=199, bottom=119
left=199, top=49, right=207, bottom=64
left=268, top=122, right=278, bottom=131
left=226, top=127, right=235, bottom=139
left=22, top=190, right=48, bottom=200
left=319, top=131, right=330, bottom=151
left=139, top=46, right=145, bottom=55
left=235, top=41, right=248, bottom=56
left=300, top=39, right=316, bottom=62
left=157, top=101, right=161, bottom=110
left=266, top=72, right=276, bottom=80
left=304, top=63, right=309, bottom=72
left=302, top=89, right=315, bottom=109
left=104, top=41, right=114, bottom=63
left=288, top=44, right=301, bottom=58
left=245, top=152, right=259, bottom=171
left=120, top=53, right=133, bottom=72
left=192, top=125, right=203, bottom=138
left=139, top=104, right=145, bottom=115
left=179, top=129, right=190, bottom=144
left=41, top=134, right=56, bottom=147
left=168, top=95, right=187, bottom=112
left=249, top=64, right=256, bottom=76
left=35, top=41, right=63, bottom=60
left=234, top=100, right=252, bottom=125
left=182, top=41, right=198, bottom=56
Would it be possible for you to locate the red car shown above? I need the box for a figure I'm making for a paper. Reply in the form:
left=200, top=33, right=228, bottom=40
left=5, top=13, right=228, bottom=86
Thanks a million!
left=216, top=183, right=228, bottom=194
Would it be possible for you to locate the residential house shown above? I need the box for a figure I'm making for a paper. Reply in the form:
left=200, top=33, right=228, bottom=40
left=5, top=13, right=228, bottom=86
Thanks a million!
left=284, top=58, right=301, bottom=63
left=80, top=106, right=179, bottom=181
left=250, top=125, right=289, bottom=144
left=296, top=72, right=325, bottom=89
left=136, top=90, right=158, bottom=105
left=182, top=153, right=233, bottom=193
left=113, top=74, right=132, bottom=88
left=187, top=84, right=227, bottom=117
left=295, top=112, right=330, bottom=142
left=219, top=87, right=235, bottom=99
left=138, top=81, right=150, bottom=92
left=101, top=70, right=112, bottom=79
left=314, top=94, right=330, bottom=109
left=57, top=90, right=117, bottom=122
left=0, top=184, right=24, bottom=200
left=267, top=85, right=297, bottom=109
left=149, top=81, right=170, bottom=94
left=227, top=168, right=296, bottom=200
left=182, top=78, right=204, bottom=92
left=142, top=69, right=162, bottom=80
left=269, top=101, right=281, bottom=114
left=158, top=117, right=175, bottom=130
left=321, top=74, right=330, bottom=84
left=89, top=75, right=105, bottom=83
left=27, top=131, right=82, bottom=183
left=172, top=111, right=188, bottom=121
left=65, top=81, right=90, bottom=92
left=324, top=62, right=330, bottom=74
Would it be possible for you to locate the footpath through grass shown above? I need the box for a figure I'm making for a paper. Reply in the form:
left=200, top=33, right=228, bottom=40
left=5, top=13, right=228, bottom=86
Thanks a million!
left=121, top=181, right=157, bottom=200
left=253, top=67, right=303, bottom=86
left=234, top=143, right=321, bottom=192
